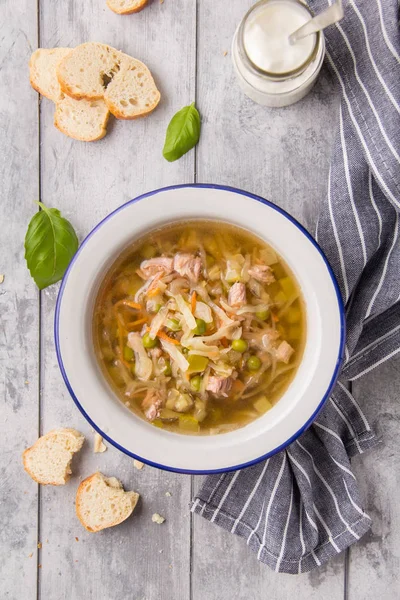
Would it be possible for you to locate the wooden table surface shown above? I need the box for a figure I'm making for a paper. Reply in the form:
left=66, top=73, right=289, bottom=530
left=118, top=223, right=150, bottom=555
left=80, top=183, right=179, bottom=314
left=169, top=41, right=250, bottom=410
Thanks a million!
left=1, top=1, right=399, bottom=599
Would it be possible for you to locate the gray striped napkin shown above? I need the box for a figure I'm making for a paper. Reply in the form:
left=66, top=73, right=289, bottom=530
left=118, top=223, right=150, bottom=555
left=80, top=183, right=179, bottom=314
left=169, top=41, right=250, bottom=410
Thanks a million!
left=192, top=0, right=400, bottom=573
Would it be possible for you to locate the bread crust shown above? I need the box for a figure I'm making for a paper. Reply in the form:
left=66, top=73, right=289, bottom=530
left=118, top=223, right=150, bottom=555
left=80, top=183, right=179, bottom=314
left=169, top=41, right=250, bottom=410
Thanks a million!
left=106, top=0, right=148, bottom=14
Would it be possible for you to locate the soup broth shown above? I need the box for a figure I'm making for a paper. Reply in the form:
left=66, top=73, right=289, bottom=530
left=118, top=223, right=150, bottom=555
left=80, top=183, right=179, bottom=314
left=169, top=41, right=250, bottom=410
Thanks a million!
left=93, top=220, right=306, bottom=435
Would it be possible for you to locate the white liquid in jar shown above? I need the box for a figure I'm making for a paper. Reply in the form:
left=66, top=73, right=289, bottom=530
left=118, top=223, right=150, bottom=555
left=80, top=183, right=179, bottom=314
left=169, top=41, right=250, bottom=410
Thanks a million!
left=243, top=0, right=316, bottom=74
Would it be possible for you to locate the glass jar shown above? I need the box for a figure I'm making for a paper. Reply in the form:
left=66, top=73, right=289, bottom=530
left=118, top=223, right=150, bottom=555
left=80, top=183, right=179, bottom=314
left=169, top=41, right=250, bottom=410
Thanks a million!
left=232, top=0, right=325, bottom=108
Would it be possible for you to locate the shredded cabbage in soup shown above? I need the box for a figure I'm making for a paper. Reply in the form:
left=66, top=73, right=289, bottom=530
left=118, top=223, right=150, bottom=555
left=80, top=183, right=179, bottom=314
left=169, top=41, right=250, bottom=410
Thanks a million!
left=93, top=221, right=306, bottom=435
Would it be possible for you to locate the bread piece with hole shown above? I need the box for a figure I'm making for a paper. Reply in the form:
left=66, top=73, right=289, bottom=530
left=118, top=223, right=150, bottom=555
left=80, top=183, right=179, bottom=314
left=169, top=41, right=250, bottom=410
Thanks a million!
left=54, top=95, right=109, bottom=142
left=104, top=57, right=160, bottom=119
left=30, top=48, right=72, bottom=101
left=107, top=0, right=148, bottom=14
left=57, top=42, right=123, bottom=100
left=76, top=472, right=140, bottom=532
left=56, top=42, right=160, bottom=119
left=23, top=429, right=85, bottom=485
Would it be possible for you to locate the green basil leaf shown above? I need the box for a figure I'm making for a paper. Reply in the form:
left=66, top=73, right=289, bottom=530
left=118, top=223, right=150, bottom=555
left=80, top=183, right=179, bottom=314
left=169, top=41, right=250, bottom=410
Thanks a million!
left=24, top=202, right=79, bottom=290
left=163, top=102, right=201, bottom=162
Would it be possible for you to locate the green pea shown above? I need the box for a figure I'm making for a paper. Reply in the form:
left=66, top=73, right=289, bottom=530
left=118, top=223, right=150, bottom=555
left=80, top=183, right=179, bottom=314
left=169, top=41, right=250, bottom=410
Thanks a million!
left=123, top=346, right=134, bottom=361
left=166, top=317, right=182, bottom=332
left=190, top=375, right=202, bottom=392
left=256, top=309, right=270, bottom=321
left=162, top=361, right=172, bottom=376
left=231, top=339, right=248, bottom=353
left=247, top=355, right=262, bottom=371
left=182, top=347, right=189, bottom=355
left=193, top=318, right=207, bottom=335
left=142, top=332, right=158, bottom=349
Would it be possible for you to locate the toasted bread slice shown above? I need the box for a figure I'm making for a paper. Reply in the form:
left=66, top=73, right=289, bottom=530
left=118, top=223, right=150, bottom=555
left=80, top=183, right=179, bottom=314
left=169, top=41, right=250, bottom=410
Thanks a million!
left=104, top=57, right=160, bottom=119
left=56, top=42, right=122, bottom=100
left=29, top=48, right=71, bottom=101
left=107, top=0, right=148, bottom=14
left=23, top=429, right=85, bottom=485
left=54, top=95, right=109, bottom=142
left=76, top=472, right=139, bottom=532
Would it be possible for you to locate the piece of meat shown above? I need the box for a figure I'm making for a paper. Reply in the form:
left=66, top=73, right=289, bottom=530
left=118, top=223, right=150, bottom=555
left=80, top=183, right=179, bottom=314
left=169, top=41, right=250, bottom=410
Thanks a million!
left=142, top=389, right=164, bottom=421
left=248, top=264, right=275, bottom=285
left=206, top=376, right=233, bottom=398
left=261, top=328, right=280, bottom=350
left=275, top=340, right=294, bottom=364
left=140, top=257, right=174, bottom=279
left=228, top=282, right=247, bottom=307
left=149, top=348, right=162, bottom=359
left=173, top=253, right=202, bottom=282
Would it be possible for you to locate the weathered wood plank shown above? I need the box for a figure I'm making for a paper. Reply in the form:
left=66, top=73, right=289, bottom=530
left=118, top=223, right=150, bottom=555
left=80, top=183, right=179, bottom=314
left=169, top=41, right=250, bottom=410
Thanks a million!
left=349, top=356, right=400, bottom=599
left=0, top=2, right=40, bottom=599
left=38, top=1, right=196, bottom=598
left=192, top=1, right=344, bottom=597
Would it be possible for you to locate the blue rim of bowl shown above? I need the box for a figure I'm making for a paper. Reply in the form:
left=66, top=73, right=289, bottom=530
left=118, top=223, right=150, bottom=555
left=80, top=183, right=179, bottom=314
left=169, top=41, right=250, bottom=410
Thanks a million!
left=55, top=183, right=346, bottom=475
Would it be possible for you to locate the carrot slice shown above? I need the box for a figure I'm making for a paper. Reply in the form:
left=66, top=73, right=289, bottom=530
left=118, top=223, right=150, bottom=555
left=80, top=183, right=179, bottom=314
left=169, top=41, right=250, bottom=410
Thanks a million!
left=272, top=312, right=279, bottom=323
left=147, top=287, right=160, bottom=298
left=220, top=337, right=228, bottom=348
left=232, top=380, right=245, bottom=393
left=191, top=291, right=197, bottom=313
left=115, top=299, right=142, bottom=311
left=156, top=330, right=180, bottom=345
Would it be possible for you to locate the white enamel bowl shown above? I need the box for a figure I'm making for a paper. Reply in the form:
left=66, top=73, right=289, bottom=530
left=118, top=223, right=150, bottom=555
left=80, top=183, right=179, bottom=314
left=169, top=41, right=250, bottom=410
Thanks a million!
left=55, top=184, right=345, bottom=474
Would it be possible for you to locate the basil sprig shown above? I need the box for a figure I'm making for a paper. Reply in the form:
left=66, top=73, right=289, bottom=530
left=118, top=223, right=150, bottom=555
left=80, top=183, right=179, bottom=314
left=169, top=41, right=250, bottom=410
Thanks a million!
left=163, top=102, right=201, bottom=162
left=24, top=202, right=79, bottom=290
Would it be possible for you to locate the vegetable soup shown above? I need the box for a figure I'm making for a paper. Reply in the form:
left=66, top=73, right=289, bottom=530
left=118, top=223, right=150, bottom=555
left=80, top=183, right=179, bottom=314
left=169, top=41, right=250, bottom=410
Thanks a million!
left=93, top=221, right=306, bottom=435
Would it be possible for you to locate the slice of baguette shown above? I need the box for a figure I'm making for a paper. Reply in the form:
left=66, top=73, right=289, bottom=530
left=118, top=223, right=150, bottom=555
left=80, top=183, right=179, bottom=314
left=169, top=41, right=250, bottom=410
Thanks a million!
left=29, top=48, right=71, bottom=102
left=104, top=57, right=160, bottom=119
left=23, top=429, right=85, bottom=485
left=76, top=472, right=139, bottom=532
left=57, top=43, right=122, bottom=100
left=54, top=95, right=109, bottom=142
left=29, top=48, right=110, bottom=142
left=107, top=0, right=148, bottom=14
left=56, top=42, right=160, bottom=119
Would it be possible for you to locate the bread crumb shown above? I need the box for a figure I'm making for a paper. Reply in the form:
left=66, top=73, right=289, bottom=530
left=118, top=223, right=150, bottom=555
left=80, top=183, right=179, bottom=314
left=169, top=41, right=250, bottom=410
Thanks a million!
left=0, top=275, right=4, bottom=284
left=94, top=433, right=107, bottom=453
left=37, top=542, right=42, bottom=549
left=24, top=381, right=29, bottom=385
left=223, top=50, right=228, bottom=56
left=165, top=491, right=171, bottom=497
left=75, top=537, right=79, bottom=542
left=160, top=0, right=164, bottom=3
left=28, top=553, right=33, bottom=558
left=152, top=513, right=165, bottom=525
left=38, top=564, right=42, bottom=569
left=46, top=539, right=49, bottom=543
left=133, top=459, right=144, bottom=470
